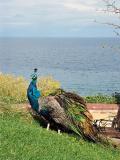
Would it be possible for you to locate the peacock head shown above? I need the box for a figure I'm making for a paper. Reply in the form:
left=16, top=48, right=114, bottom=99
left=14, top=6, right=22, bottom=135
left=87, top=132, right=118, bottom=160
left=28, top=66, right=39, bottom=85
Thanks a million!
left=34, top=68, right=38, bottom=73
left=31, top=68, right=38, bottom=81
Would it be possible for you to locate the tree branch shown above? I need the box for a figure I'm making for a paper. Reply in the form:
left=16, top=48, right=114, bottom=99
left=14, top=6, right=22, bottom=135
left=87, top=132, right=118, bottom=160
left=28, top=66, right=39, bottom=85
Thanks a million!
left=103, top=0, right=120, bottom=14
left=102, top=0, right=120, bottom=36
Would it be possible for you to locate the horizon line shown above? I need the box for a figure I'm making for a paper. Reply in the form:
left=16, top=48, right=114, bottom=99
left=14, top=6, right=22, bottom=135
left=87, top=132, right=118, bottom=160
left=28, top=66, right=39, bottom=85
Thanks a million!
left=0, top=36, right=119, bottom=38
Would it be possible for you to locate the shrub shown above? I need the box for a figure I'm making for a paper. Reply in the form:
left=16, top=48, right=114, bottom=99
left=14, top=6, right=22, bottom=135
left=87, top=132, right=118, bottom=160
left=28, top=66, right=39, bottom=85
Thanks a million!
left=85, top=94, right=116, bottom=104
left=37, top=76, right=61, bottom=96
left=0, top=74, right=28, bottom=103
left=0, top=74, right=60, bottom=103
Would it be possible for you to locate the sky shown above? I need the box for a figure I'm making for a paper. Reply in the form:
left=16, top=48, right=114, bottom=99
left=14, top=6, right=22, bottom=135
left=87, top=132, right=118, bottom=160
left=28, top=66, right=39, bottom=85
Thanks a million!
left=0, top=0, right=119, bottom=37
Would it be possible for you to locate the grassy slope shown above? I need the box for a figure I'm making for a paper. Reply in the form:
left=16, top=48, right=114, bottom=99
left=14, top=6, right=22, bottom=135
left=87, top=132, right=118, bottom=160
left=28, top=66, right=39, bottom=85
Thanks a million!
left=0, top=103, right=120, bottom=160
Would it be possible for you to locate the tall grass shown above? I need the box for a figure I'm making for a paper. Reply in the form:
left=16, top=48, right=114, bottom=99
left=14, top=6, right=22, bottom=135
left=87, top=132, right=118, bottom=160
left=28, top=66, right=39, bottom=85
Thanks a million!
left=0, top=74, right=60, bottom=103
left=0, top=73, right=119, bottom=104
left=38, top=76, right=60, bottom=97
left=0, top=74, right=28, bottom=103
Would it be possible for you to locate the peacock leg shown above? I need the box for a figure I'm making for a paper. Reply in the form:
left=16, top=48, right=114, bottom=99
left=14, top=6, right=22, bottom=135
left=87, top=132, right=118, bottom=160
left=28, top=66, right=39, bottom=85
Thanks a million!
left=58, top=129, right=61, bottom=135
left=47, top=123, right=50, bottom=130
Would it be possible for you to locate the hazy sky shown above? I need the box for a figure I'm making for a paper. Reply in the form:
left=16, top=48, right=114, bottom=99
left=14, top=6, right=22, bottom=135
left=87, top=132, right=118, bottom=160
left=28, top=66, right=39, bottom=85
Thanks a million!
left=0, top=0, right=119, bottom=37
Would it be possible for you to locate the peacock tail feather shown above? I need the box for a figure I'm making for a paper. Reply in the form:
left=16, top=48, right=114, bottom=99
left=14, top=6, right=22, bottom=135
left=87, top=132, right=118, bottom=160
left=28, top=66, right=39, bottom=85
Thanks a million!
left=55, top=90, right=97, bottom=141
left=39, top=89, right=98, bottom=142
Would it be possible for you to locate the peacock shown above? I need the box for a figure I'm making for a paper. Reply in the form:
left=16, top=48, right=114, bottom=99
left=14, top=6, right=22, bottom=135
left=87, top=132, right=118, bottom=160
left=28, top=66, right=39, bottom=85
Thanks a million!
left=38, top=89, right=98, bottom=142
left=27, top=69, right=98, bottom=142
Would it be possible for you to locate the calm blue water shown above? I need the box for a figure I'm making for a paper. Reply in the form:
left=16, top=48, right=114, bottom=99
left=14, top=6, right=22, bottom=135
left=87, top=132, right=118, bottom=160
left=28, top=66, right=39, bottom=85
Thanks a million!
left=0, top=37, right=120, bottom=95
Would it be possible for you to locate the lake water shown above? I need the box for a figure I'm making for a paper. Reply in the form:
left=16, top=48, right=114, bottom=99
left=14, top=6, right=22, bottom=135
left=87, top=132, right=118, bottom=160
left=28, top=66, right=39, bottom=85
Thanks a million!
left=0, top=37, right=120, bottom=96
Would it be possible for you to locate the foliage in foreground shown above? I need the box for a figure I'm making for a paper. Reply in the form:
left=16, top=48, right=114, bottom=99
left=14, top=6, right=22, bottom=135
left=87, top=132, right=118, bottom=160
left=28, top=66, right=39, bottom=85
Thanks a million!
left=0, top=103, right=120, bottom=160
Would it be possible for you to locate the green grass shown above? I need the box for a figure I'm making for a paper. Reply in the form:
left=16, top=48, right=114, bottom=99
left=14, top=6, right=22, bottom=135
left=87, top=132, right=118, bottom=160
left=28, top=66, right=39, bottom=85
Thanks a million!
left=0, top=103, right=120, bottom=160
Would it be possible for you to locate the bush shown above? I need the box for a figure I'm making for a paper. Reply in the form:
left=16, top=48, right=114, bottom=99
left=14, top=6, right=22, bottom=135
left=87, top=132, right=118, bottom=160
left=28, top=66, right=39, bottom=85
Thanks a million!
left=37, top=76, right=60, bottom=96
left=0, top=74, right=28, bottom=103
left=85, top=94, right=116, bottom=104
left=0, top=74, right=60, bottom=103
left=0, top=74, right=119, bottom=104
